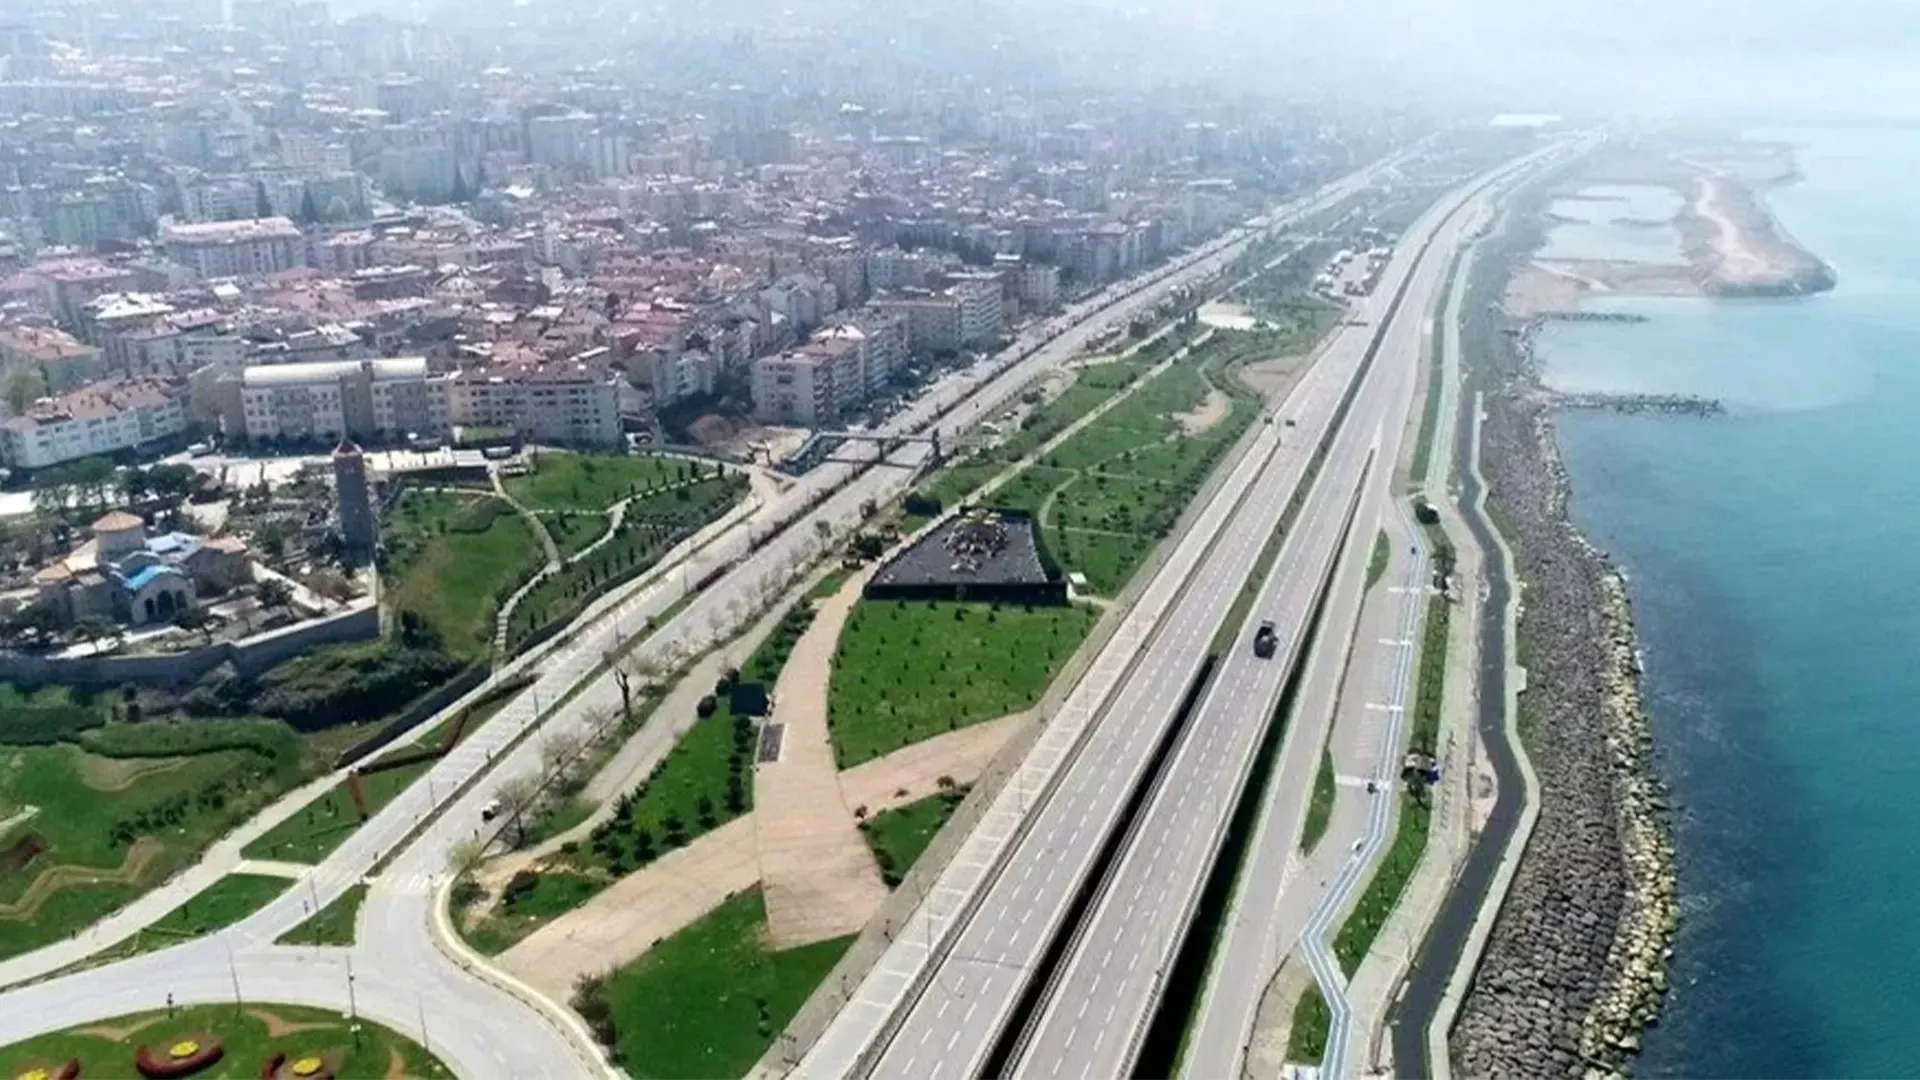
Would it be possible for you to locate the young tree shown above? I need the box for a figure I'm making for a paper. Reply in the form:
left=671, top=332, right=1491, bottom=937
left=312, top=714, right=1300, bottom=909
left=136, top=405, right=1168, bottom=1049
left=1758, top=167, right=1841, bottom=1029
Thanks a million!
left=3, top=368, right=45, bottom=413
left=256, top=577, right=294, bottom=609
left=495, top=774, right=543, bottom=848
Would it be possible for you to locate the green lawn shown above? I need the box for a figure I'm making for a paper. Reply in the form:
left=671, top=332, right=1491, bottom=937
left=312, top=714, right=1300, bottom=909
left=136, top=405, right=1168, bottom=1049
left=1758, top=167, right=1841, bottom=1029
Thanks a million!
left=1333, top=793, right=1431, bottom=974
left=829, top=600, right=1096, bottom=767
left=592, top=888, right=853, bottom=1079
left=971, top=332, right=1263, bottom=598
left=546, top=510, right=612, bottom=560
left=1367, top=530, right=1391, bottom=589
left=383, top=490, right=544, bottom=657
left=0, top=734, right=309, bottom=961
left=860, top=788, right=966, bottom=888
left=147, top=873, right=288, bottom=940
left=809, top=570, right=852, bottom=600
left=0, top=1003, right=448, bottom=1079
left=506, top=476, right=747, bottom=652
left=240, top=762, right=423, bottom=864
left=505, top=451, right=704, bottom=511
left=276, top=883, right=366, bottom=946
left=1288, top=984, right=1331, bottom=1064
left=903, top=354, right=1159, bottom=520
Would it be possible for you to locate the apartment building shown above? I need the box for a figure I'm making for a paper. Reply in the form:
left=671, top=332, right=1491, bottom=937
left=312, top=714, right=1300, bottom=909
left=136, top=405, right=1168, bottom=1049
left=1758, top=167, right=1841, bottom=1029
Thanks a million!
left=869, top=293, right=962, bottom=355
left=162, top=217, right=305, bottom=280
left=0, top=324, right=105, bottom=393
left=951, top=278, right=1005, bottom=347
left=233, top=356, right=442, bottom=444
left=0, top=376, right=188, bottom=470
left=445, top=355, right=622, bottom=448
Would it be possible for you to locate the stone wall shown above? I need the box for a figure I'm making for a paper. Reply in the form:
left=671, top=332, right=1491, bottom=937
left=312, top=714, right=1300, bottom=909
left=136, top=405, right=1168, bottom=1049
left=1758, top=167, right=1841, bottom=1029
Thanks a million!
left=0, top=603, right=381, bottom=688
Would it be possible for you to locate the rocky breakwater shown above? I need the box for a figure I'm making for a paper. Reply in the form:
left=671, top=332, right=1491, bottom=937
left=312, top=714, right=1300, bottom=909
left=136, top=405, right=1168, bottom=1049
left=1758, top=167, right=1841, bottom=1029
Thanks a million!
left=1580, top=566, right=1679, bottom=1065
left=1449, top=265, right=1677, bottom=1076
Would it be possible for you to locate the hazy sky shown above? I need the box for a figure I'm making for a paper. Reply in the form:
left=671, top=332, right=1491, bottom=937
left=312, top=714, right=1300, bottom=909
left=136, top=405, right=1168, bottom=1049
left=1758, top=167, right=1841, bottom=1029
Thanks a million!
left=1108, top=0, right=1920, bottom=116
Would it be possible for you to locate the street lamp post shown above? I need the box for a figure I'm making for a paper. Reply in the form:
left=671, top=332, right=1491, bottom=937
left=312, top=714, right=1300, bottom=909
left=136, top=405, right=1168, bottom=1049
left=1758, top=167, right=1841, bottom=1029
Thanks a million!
left=220, top=936, right=243, bottom=1010
left=345, top=953, right=360, bottom=1042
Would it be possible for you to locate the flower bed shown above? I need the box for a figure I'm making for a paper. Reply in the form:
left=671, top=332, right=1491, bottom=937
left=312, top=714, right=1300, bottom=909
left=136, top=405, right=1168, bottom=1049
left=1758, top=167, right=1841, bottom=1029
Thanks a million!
left=134, top=1035, right=223, bottom=1078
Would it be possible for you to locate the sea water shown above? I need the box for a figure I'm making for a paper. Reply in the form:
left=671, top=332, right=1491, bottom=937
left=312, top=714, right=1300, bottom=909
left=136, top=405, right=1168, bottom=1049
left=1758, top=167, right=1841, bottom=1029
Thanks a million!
left=1536, top=183, right=1688, bottom=265
left=1537, top=128, right=1920, bottom=1077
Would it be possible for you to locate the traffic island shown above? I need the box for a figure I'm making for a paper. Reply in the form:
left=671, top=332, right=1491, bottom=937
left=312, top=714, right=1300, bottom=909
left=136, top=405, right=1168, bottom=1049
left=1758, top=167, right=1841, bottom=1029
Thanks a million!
left=0, top=1005, right=447, bottom=1080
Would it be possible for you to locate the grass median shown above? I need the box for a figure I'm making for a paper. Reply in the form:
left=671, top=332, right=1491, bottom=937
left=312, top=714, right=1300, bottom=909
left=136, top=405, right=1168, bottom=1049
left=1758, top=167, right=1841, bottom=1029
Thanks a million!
left=1331, top=517, right=1453, bottom=974
left=276, top=883, right=367, bottom=947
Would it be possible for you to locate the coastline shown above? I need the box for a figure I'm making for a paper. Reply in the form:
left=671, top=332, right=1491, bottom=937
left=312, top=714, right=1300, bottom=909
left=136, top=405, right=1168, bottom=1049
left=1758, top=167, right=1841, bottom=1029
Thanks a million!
left=1507, top=143, right=1834, bottom=315
left=1446, top=164, right=1688, bottom=1074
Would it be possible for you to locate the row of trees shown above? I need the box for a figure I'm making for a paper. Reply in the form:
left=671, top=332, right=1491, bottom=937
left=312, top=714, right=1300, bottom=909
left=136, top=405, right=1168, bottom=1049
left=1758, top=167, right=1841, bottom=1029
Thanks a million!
left=30, top=457, right=198, bottom=518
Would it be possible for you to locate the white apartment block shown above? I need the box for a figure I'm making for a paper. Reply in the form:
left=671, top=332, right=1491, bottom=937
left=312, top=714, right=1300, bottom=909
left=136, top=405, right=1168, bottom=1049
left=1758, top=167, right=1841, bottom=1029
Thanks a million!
left=162, top=217, right=305, bottom=280
left=870, top=294, right=962, bottom=355
left=848, top=309, right=908, bottom=394
left=953, top=279, right=1005, bottom=347
left=0, top=376, right=188, bottom=470
left=752, top=351, right=831, bottom=428
left=236, top=357, right=442, bottom=444
left=445, top=358, right=622, bottom=448
left=1015, top=261, right=1061, bottom=310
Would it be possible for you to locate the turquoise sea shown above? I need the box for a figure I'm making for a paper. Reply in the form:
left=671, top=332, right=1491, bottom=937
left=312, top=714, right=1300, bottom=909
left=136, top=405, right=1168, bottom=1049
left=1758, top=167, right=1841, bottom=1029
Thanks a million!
left=1537, top=128, right=1920, bottom=1077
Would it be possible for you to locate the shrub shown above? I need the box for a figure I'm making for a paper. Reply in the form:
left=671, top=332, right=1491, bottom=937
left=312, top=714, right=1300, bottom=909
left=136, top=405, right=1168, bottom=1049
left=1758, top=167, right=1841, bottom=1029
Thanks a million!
left=696, top=694, right=717, bottom=718
left=253, top=643, right=465, bottom=731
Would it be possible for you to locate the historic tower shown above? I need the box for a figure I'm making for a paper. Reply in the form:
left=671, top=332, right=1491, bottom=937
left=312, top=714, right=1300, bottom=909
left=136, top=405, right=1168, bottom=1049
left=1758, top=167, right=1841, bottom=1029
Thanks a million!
left=333, top=439, right=377, bottom=563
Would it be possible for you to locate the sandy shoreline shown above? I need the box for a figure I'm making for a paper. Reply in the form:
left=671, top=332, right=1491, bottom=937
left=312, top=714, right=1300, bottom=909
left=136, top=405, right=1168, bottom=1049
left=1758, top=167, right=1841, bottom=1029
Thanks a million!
left=1504, top=144, right=1834, bottom=317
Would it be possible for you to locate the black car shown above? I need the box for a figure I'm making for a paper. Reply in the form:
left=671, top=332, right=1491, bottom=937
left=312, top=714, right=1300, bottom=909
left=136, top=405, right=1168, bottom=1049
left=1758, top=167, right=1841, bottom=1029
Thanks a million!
left=1253, top=620, right=1278, bottom=659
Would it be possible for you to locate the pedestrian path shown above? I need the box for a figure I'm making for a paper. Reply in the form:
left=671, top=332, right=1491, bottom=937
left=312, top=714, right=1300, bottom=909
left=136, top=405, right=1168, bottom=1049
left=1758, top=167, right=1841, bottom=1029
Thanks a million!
left=753, top=568, right=889, bottom=948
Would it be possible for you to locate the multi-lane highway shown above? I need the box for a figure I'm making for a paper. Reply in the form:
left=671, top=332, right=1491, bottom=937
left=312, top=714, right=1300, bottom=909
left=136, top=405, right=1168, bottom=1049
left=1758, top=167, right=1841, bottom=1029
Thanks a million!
left=984, top=162, right=1491, bottom=1080
left=0, top=156, right=1410, bottom=1073
left=817, top=160, right=1468, bottom=1080
left=1180, top=149, right=1574, bottom=1080
left=812, top=144, right=1572, bottom=1080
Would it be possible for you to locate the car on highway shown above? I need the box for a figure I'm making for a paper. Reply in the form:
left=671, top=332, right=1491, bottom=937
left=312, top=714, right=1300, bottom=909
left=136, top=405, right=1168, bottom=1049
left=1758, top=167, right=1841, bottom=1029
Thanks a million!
left=1252, top=619, right=1278, bottom=659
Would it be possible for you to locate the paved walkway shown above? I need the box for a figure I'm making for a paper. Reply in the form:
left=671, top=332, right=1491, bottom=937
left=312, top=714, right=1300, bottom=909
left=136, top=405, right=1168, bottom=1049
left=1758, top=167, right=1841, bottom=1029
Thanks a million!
left=486, top=712, right=1021, bottom=999
left=753, top=570, right=890, bottom=948
left=491, top=472, right=561, bottom=656
left=498, top=816, right=761, bottom=1001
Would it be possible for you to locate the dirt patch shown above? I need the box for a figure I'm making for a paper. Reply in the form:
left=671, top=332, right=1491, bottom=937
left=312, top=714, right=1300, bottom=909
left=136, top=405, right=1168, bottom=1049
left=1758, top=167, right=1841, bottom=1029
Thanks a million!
left=74, top=1012, right=167, bottom=1041
left=75, top=752, right=188, bottom=793
left=1504, top=261, right=1597, bottom=317
left=249, top=1007, right=334, bottom=1038
left=1174, top=388, right=1231, bottom=436
left=385, top=1044, right=408, bottom=1080
left=0, top=836, right=162, bottom=920
left=1236, top=354, right=1310, bottom=400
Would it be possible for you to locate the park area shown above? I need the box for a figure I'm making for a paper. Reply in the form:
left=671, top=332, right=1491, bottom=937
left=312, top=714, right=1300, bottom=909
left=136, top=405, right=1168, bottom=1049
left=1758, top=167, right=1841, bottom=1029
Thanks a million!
left=456, top=601, right=817, bottom=955
left=859, top=785, right=968, bottom=888
left=242, top=682, right=524, bottom=865
left=0, top=681, right=392, bottom=961
left=502, top=451, right=704, bottom=512
left=503, top=474, right=748, bottom=653
left=827, top=598, right=1094, bottom=767
left=0, top=1003, right=448, bottom=1079
left=380, top=490, right=544, bottom=659
left=573, top=887, right=851, bottom=1080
